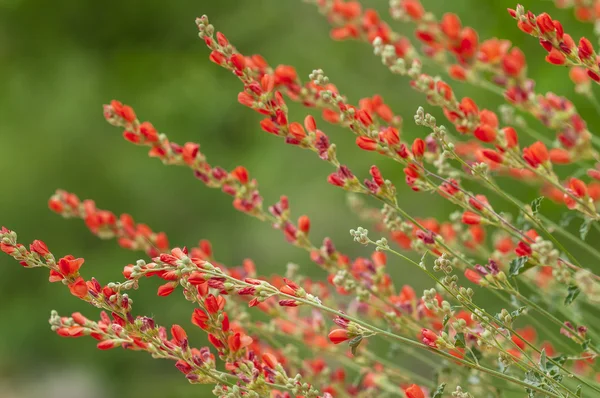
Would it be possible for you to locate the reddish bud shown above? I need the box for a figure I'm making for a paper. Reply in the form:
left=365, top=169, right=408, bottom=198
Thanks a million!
left=68, top=277, right=89, bottom=299
left=421, top=328, right=438, bottom=347
left=58, top=256, right=84, bottom=277
left=402, top=0, right=424, bottom=20
left=411, top=138, right=425, bottom=158
left=441, top=13, right=461, bottom=40
left=262, top=353, right=279, bottom=368
left=481, top=149, right=503, bottom=164
left=405, top=384, right=425, bottom=398
left=502, top=127, right=519, bottom=148
left=474, top=124, right=497, bottom=143
left=578, top=37, right=594, bottom=60
left=569, top=178, right=587, bottom=197
left=356, top=136, right=377, bottom=151
left=97, top=340, right=119, bottom=350
left=545, top=48, right=566, bottom=65
left=549, top=148, right=571, bottom=164
left=237, top=92, right=254, bottom=108
left=462, top=211, right=481, bottom=225
left=171, top=324, right=188, bottom=347
left=465, top=269, right=482, bottom=284
left=157, top=282, right=176, bottom=297
left=30, top=240, right=49, bottom=256
left=328, top=329, right=350, bottom=344
left=298, top=215, right=310, bottom=234
left=288, top=122, right=306, bottom=140
left=523, top=141, right=549, bottom=168
left=304, top=115, right=317, bottom=132
left=231, top=166, right=249, bottom=184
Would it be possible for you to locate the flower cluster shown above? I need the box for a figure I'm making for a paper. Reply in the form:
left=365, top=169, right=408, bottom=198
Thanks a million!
left=3, top=2, right=600, bottom=398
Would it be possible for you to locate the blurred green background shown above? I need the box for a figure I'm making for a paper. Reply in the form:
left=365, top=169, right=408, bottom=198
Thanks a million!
left=1, top=0, right=599, bottom=397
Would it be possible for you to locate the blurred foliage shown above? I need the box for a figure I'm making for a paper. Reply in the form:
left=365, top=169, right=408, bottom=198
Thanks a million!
left=1, top=0, right=599, bottom=397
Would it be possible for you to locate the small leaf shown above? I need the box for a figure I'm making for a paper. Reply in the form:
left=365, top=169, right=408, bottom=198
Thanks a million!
left=454, top=332, right=466, bottom=348
left=531, top=196, right=544, bottom=216
left=550, top=354, right=567, bottom=366
left=538, top=348, right=547, bottom=371
left=509, top=256, right=530, bottom=276
left=576, top=384, right=582, bottom=397
left=581, top=339, right=591, bottom=351
left=466, top=347, right=482, bottom=362
left=580, top=219, right=592, bottom=241
left=442, top=314, right=450, bottom=328
left=432, top=383, right=446, bottom=398
left=564, top=285, right=581, bottom=306
left=348, top=336, right=363, bottom=356
left=510, top=306, right=527, bottom=319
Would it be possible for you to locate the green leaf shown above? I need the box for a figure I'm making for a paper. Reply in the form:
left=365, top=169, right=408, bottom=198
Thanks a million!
left=581, top=339, right=591, bottom=351
left=538, top=348, right=547, bottom=371
left=524, top=370, right=543, bottom=389
left=442, top=314, right=450, bottom=328
left=510, top=306, right=527, bottom=319
left=550, top=355, right=567, bottom=366
left=432, top=383, right=446, bottom=398
left=576, top=384, right=582, bottom=397
left=454, top=332, right=466, bottom=348
left=580, top=219, right=592, bottom=241
left=348, top=336, right=363, bottom=356
left=564, top=285, right=581, bottom=306
left=509, top=256, right=530, bottom=276
left=466, top=347, right=482, bottom=362
left=531, top=196, right=544, bottom=216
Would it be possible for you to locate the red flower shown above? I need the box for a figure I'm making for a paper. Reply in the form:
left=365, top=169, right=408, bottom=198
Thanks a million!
left=304, top=115, right=317, bottom=132
left=171, top=324, right=188, bottom=347
left=30, top=240, right=50, bottom=256
left=402, top=0, right=424, bottom=20
left=288, top=122, right=306, bottom=140
left=535, top=13, right=555, bottom=35
left=262, top=353, right=279, bottom=368
left=549, top=148, right=571, bottom=164
left=298, top=215, right=310, bottom=234
left=501, top=127, right=519, bottom=148
left=569, top=178, right=587, bottom=197
left=97, top=340, right=119, bottom=350
left=68, top=277, right=89, bottom=298
left=545, top=48, right=566, bottom=65
left=411, top=138, right=425, bottom=158
left=405, top=384, right=425, bottom=398
left=448, top=64, right=467, bottom=80
left=481, top=149, right=503, bottom=164
left=204, top=294, right=223, bottom=314
left=356, top=136, right=377, bottom=151
left=522, top=141, right=549, bottom=168
left=441, top=13, right=461, bottom=40
left=192, top=309, right=209, bottom=330
left=465, top=269, right=482, bottom=284
left=474, top=124, right=496, bottom=143
left=58, top=255, right=84, bottom=277
left=237, top=92, right=254, bottom=108
left=578, top=37, right=594, bottom=60
left=228, top=332, right=253, bottom=352
left=231, top=166, right=249, bottom=184
left=462, top=211, right=481, bottom=225
left=157, top=282, right=176, bottom=297
left=421, top=328, right=438, bottom=347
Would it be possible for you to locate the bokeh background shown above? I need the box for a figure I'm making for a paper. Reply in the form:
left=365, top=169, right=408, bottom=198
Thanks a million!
left=1, top=0, right=599, bottom=397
